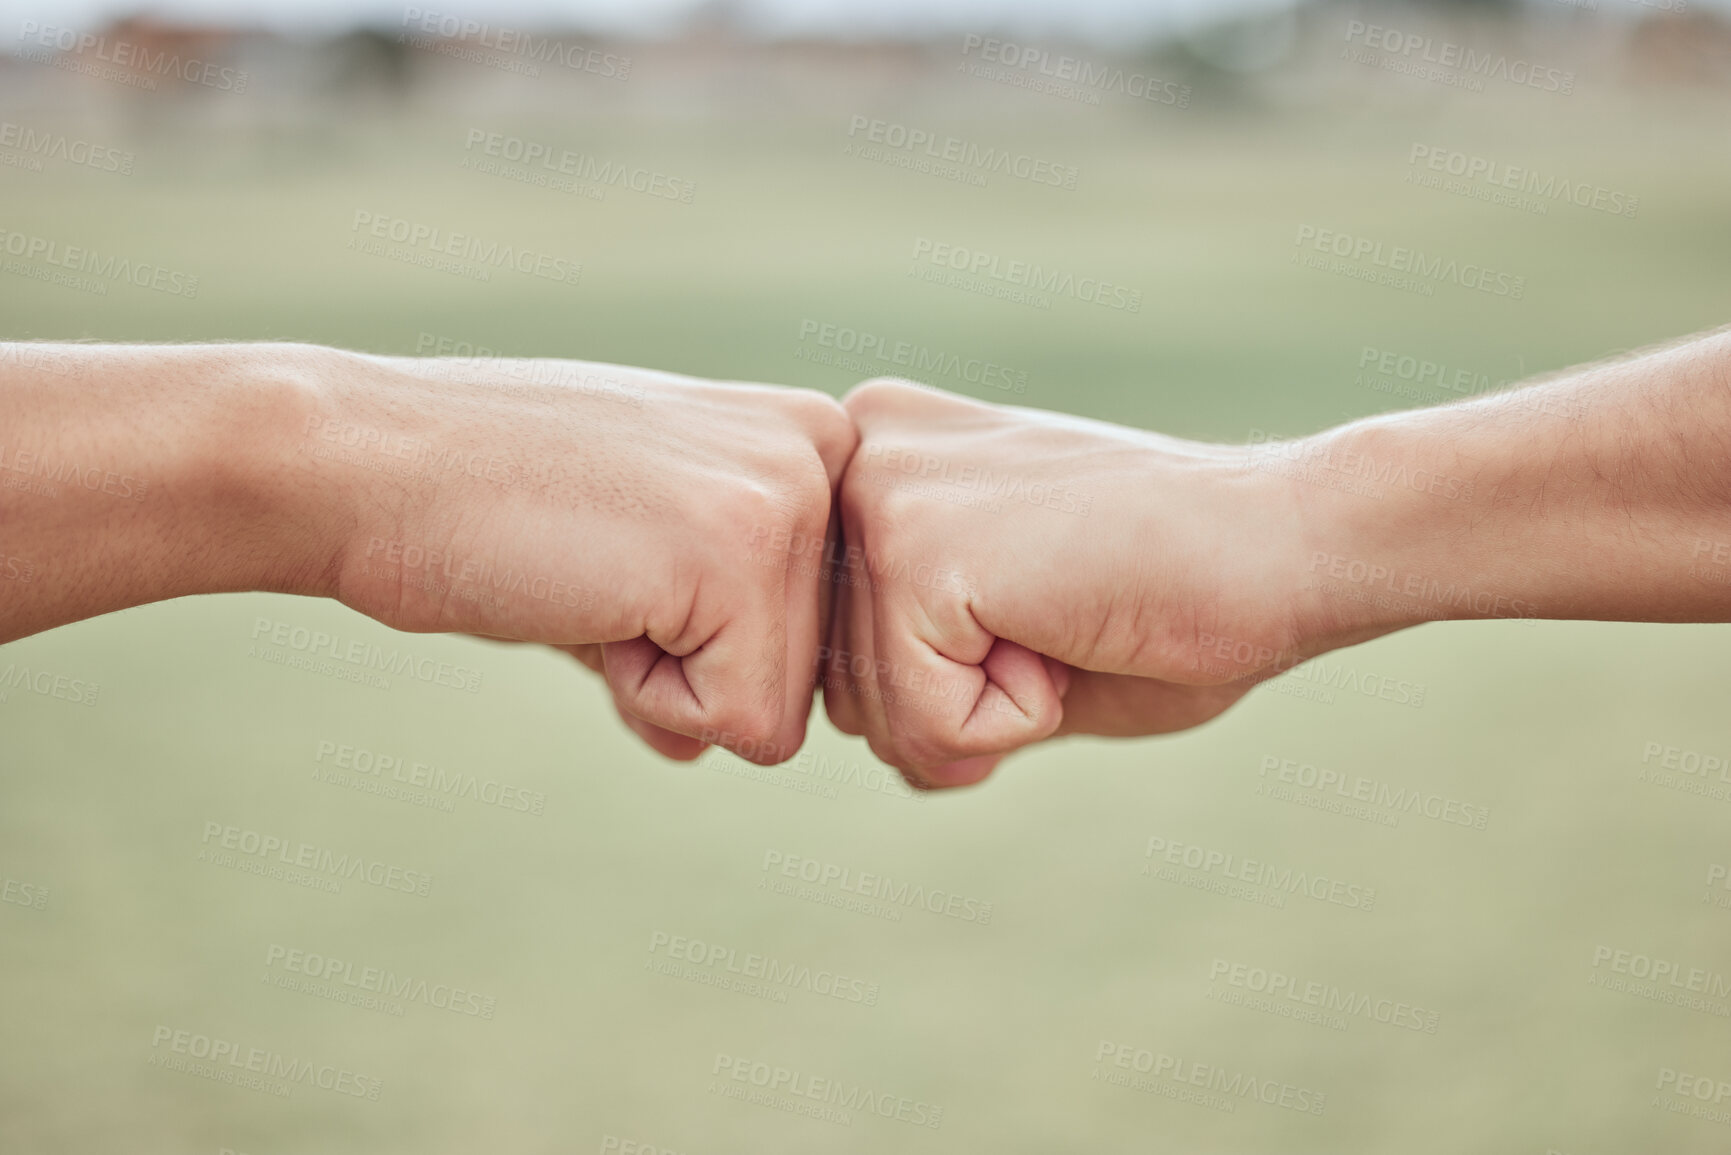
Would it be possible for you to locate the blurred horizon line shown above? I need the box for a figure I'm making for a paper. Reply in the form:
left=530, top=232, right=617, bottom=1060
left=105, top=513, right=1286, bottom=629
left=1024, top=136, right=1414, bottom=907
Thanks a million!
left=1, top=0, right=1726, bottom=51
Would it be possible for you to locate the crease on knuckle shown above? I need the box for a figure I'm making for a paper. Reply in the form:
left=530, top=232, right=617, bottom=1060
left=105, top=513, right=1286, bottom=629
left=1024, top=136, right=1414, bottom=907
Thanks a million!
left=714, top=701, right=787, bottom=762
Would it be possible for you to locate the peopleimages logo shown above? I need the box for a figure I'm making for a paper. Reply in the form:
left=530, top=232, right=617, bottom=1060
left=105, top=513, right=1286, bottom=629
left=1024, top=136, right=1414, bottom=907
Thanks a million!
left=361, top=537, right=593, bottom=612
left=1353, top=343, right=1591, bottom=428
left=1407, top=144, right=1637, bottom=218
left=264, top=943, right=498, bottom=1019
left=862, top=444, right=1092, bottom=516
left=1637, top=739, right=1731, bottom=805
left=0, top=441, right=150, bottom=500
left=0, top=120, right=133, bottom=174
left=0, top=343, right=81, bottom=379
left=710, top=1053, right=944, bottom=1129
left=1656, top=1067, right=1731, bottom=1110
left=149, top=1025, right=382, bottom=1100
left=248, top=616, right=483, bottom=693
left=17, top=21, right=250, bottom=93
left=0, top=226, right=199, bottom=298
left=314, top=738, right=548, bottom=815
left=759, top=849, right=994, bottom=924
left=201, top=820, right=435, bottom=897
left=911, top=237, right=1142, bottom=312
left=348, top=210, right=581, bottom=286
left=845, top=115, right=1078, bottom=189
left=462, top=129, right=693, bottom=203
left=1342, top=20, right=1575, bottom=95
left=0, top=662, right=100, bottom=707
left=1, top=873, right=49, bottom=910
left=1293, top=225, right=1526, bottom=299
left=794, top=318, right=1029, bottom=394
left=959, top=35, right=1191, bottom=108
left=1092, top=1040, right=1327, bottom=1115
left=648, top=930, right=881, bottom=1006
left=1250, top=429, right=1474, bottom=503
left=399, top=8, right=630, bottom=79
left=1305, top=552, right=1538, bottom=623
left=1257, top=756, right=1487, bottom=829
left=1144, top=835, right=1376, bottom=911
left=1590, top=944, right=1731, bottom=1004
left=1207, top=957, right=1441, bottom=1034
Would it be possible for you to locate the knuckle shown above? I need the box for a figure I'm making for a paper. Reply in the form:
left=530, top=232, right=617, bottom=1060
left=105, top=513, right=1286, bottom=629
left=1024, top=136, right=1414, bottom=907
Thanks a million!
left=886, top=724, right=958, bottom=773
left=843, top=377, right=919, bottom=417
left=722, top=480, right=793, bottom=544
left=741, top=446, right=833, bottom=528
left=779, top=388, right=857, bottom=463
left=821, top=397, right=860, bottom=447
left=792, top=461, right=835, bottom=528
left=863, top=730, right=914, bottom=774
left=837, top=464, right=879, bottom=530
left=785, top=385, right=850, bottom=430
left=843, top=464, right=919, bottom=543
left=841, top=441, right=906, bottom=507
left=712, top=700, right=788, bottom=762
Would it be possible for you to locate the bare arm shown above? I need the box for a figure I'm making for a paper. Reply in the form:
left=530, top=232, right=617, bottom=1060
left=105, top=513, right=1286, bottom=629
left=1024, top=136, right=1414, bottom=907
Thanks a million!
left=1292, top=327, right=1731, bottom=648
left=828, top=327, right=1731, bottom=786
left=0, top=341, right=856, bottom=764
left=0, top=342, right=334, bottom=640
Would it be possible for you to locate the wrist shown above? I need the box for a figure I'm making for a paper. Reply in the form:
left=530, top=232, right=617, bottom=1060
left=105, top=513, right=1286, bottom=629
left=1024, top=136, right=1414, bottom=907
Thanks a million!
left=174, top=342, right=361, bottom=602
left=1284, top=422, right=1421, bottom=648
left=1281, top=416, right=1529, bottom=650
left=0, top=342, right=354, bottom=641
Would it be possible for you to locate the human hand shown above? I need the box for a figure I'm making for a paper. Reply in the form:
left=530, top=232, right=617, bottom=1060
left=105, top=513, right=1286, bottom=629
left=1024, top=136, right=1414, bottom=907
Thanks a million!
left=822, top=379, right=1338, bottom=788
left=8, top=334, right=1718, bottom=781
left=304, top=350, right=856, bottom=764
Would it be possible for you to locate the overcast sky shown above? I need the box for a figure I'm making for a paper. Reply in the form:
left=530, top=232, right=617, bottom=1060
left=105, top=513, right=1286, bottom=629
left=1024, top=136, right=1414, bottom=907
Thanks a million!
left=0, top=0, right=1713, bottom=45
left=0, top=0, right=1350, bottom=44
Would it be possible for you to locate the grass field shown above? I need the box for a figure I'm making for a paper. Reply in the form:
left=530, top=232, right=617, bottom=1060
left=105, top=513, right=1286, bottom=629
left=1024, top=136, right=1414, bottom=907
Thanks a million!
left=3, top=52, right=1731, bottom=1153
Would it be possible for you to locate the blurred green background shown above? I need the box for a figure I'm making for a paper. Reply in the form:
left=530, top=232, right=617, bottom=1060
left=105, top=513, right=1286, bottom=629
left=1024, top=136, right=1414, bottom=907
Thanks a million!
left=3, top=9, right=1731, bottom=1152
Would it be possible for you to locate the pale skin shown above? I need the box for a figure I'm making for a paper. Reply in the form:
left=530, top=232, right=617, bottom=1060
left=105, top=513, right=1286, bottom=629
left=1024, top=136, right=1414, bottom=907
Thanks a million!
left=824, top=326, right=1731, bottom=785
left=2, top=331, right=1728, bottom=785
left=0, top=342, right=856, bottom=764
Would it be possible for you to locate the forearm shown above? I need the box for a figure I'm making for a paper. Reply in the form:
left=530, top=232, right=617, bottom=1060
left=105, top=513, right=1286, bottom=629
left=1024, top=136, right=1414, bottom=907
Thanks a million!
left=0, top=342, right=349, bottom=643
left=2, top=339, right=852, bottom=764
left=1290, top=328, right=1731, bottom=647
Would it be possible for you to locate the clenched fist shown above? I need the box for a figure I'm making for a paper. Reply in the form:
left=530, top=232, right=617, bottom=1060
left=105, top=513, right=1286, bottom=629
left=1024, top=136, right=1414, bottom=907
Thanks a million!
left=325, top=352, right=858, bottom=764
left=822, top=379, right=1319, bottom=788
left=0, top=341, right=855, bottom=766
left=13, top=332, right=1726, bottom=782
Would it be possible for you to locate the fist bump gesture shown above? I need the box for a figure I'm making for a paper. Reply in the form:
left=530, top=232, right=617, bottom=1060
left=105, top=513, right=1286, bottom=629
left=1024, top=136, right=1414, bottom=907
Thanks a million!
left=480, top=367, right=1321, bottom=788
left=321, top=357, right=1330, bottom=787
left=11, top=333, right=1727, bottom=788
left=822, top=380, right=1310, bottom=788
left=376, top=366, right=1333, bottom=786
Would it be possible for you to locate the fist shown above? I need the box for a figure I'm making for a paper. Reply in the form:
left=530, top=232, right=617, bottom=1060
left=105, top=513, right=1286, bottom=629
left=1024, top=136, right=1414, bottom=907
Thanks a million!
left=326, top=354, right=857, bottom=765
left=823, top=379, right=1309, bottom=788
